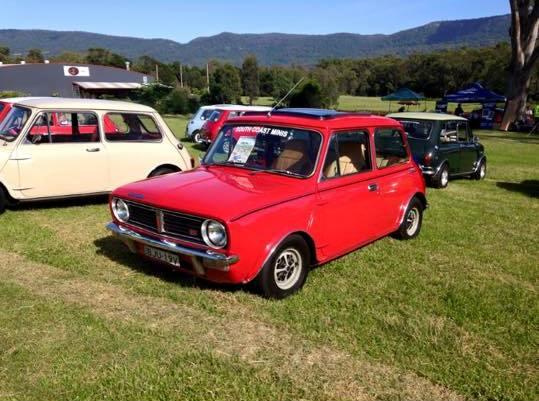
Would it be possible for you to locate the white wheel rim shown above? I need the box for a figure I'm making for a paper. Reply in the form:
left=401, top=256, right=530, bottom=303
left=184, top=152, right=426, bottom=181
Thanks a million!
left=194, top=133, right=201, bottom=143
left=274, top=248, right=302, bottom=290
left=480, top=163, right=486, bottom=178
left=222, top=141, right=230, bottom=153
left=405, top=207, right=420, bottom=236
left=441, top=168, right=448, bottom=186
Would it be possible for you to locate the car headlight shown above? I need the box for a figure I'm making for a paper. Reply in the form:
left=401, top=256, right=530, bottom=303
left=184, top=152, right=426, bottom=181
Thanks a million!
left=111, top=198, right=129, bottom=223
left=201, top=219, right=227, bottom=249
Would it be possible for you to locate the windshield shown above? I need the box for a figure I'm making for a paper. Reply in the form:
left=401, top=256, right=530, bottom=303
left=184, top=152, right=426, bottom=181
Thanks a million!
left=208, top=110, right=222, bottom=122
left=396, top=119, right=433, bottom=140
left=0, top=106, right=32, bottom=142
left=201, top=109, right=214, bottom=120
left=203, top=124, right=322, bottom=177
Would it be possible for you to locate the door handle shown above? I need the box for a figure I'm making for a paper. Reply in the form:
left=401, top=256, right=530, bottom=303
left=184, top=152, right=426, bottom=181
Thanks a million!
left=86, top=147, right=100, bottom=152
left=368, top=183, right=378, bottom=192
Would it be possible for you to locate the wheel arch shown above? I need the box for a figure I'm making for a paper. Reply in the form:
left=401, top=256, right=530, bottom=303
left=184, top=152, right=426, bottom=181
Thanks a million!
left=246, top=230, right=318, bottom=284
left=0, top=180, right=17, bottom=205
left=147, top=164, right=182, bottom=178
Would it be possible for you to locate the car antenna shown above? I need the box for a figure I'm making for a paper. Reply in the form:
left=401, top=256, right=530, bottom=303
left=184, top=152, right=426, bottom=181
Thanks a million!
left=267, top=77, right=305, bottom=117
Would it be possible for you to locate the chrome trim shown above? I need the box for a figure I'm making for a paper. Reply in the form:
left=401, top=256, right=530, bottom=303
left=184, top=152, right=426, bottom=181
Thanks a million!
left=106, top=222, right=239, bottom=272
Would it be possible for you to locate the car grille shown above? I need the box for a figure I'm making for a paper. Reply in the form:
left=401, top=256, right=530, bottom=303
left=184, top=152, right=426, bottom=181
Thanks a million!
left=125, top=201, right=205, bottom=245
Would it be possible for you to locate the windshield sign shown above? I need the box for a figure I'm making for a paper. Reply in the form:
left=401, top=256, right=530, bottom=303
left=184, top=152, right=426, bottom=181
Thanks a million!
left=204, top=125, right=322, bottom=177
left=0, top=106, right=31, bottom=142
left=397, top=119, right=433, bottom=140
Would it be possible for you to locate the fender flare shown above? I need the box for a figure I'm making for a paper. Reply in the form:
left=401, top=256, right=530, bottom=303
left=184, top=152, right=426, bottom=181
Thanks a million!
left=473, top=155, right=487, bottom=173
left=397, top=192, right=428, bottom=227
left=244, top=230, right=317, bottom=283
left=147, top=163, right=182, bottom=178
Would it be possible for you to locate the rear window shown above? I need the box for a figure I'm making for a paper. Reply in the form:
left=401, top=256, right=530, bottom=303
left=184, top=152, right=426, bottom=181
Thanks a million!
left=104, top=113, right=162, bottom=142
left=397, top=119, right=433, bottom=139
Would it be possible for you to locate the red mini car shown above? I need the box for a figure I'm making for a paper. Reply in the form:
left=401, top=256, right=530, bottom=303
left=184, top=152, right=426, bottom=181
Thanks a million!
left=199, top=106, right=271, bottom=146
left=107, top=109, right=427, bottom=298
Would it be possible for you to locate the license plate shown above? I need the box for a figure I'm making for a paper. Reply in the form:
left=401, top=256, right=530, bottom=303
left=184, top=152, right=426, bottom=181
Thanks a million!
left=143, top=246, right=181, bottom=267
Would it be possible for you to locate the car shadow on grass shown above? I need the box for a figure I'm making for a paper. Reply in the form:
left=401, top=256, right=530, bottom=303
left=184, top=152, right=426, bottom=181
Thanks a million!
left=93, top=235, right=243, bottom=295
left=496, top=180, right=539, bottom=198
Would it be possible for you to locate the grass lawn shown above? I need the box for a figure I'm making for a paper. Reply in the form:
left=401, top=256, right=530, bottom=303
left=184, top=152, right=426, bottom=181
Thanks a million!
left=0, top=117, right=537, bottom=400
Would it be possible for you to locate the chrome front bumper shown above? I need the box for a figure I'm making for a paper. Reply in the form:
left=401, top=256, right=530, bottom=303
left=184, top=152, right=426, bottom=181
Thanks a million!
left=106, top=222, right=239, bottom=273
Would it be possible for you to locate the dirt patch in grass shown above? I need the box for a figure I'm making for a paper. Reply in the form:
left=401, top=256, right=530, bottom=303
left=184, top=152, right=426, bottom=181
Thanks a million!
left=0, top=251, right=463, bottom=401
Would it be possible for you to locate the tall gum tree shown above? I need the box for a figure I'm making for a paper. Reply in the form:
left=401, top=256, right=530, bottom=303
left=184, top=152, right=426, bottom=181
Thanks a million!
left=501, top=0, right=539, bottom=130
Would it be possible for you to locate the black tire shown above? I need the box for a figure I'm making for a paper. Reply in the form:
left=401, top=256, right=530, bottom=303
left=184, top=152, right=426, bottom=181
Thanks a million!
left=472, top=159, right=486, bottom=180
left=0, top=187, right=6, bottom=215
left=253, top=235, right=310, bottom=299
left=192, top=131, right=202, bottom=144
left=149, top=167, right=178, bottom=178
left=394, top=197, right=424, bottom=240
left=431, top=163, right=449, bottom=189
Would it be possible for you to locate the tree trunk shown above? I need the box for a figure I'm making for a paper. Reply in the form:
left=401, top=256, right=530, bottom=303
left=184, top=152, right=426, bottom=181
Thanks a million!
left=500, top=67, right=533, bottom=130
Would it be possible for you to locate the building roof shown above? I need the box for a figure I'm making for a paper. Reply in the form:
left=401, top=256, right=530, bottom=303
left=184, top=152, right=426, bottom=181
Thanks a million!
left=73, top=82, right=143, bottom=90
left=387, top=112, right=468, bottom=121
left=12, top=97, right=156, bottom=112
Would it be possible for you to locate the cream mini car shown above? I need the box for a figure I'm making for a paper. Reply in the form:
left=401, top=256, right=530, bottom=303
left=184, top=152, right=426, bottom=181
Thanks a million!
left=0, top=97, right=195, bottom=213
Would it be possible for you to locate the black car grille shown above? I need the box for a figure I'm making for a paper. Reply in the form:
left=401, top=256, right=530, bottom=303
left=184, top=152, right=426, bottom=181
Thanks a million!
left=125, top=201, right=205, bottom=245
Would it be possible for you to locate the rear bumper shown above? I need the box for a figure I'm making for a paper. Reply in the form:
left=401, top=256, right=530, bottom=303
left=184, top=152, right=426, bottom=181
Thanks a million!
left=106, top=222, right=239, bottom=272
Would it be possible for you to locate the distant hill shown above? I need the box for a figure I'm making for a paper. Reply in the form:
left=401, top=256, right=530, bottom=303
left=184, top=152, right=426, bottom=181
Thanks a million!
left=0, top=14, right=510, bottom=65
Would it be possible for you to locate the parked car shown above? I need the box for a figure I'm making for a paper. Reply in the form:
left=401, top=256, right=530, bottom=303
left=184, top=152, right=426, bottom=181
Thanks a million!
left=107, top=108, right=427, bottom=298
left=199, top=105, right=271, bottom=147
left=0, top=97, right=195, bottom=213
left=185, top=105, right=226, bottom=143
left=387, top=112, right=486, bottom=188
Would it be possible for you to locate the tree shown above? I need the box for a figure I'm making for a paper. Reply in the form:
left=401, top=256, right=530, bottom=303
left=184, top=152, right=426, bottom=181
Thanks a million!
left=289, top=80, right=323, bottom=108
left=86, top=48, right=126, bottom=68
left=26, top=48, right=44, bottom=63
left=501, top=0, right=539, bottom=130
left=209, top=64, right=242, bottom=104
left=241, top=55, right=260, bottom=105
left=0, top=46, right=10, bottom=63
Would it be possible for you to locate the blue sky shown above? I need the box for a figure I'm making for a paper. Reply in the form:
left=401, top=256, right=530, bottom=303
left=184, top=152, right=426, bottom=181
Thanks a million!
left=3, top=0, right=509, bottom=42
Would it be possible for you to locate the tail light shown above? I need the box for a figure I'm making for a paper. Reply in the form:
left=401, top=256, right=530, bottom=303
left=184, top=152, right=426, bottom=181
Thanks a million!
left=423, top=152, right=433, bottom=166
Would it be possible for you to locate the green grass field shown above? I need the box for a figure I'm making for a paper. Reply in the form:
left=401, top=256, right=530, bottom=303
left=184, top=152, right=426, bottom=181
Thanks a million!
left=239, top=95, right=480, bottom=114
left=0, top=112, right=537, bottom=400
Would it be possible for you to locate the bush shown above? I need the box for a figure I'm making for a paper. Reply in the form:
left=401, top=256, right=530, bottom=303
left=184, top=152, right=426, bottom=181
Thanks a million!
left=289, top=81, right=324, bottom=108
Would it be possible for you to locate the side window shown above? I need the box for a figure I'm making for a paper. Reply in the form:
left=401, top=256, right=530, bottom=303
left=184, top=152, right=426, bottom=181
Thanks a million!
left=441, top=121, right=458, bottom=144
left=27, top=111, right=99, bottom=144
left=457, top=121, right=469, bottom=142
left=104, top=113, right=162, bottom=142
left=323, top=131, right=371, bottom=178
left=374, top=129, right=409, bottom=168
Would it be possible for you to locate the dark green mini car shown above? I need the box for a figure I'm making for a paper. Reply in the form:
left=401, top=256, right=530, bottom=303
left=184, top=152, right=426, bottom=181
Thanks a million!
left=388, top=112, right=487, bottom=188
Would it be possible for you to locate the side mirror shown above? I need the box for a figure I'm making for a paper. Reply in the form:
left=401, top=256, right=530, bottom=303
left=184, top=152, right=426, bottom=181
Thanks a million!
left=177, top=142, right=184, bottom=150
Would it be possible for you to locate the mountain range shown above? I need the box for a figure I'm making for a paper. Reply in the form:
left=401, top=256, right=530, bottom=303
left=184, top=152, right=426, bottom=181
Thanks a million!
left=0, top=14, right=510, bottom=65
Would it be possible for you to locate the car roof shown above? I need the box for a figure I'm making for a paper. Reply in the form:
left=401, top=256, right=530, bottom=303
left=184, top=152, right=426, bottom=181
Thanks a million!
left=230, top=108, right=399, bottom=131
left=387, top=112, right=468, bottom=121
left=213, top=105, right=272, bottom=112
left=11, top=97, right=157, bottom=112
left=0, top=97, right=44, bottom=104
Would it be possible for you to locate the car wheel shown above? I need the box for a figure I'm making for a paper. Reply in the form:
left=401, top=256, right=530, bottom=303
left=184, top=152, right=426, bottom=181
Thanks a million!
left=472, top=159, right=486, bottom=180
left=149, top=167, right=178, bottom=178
left=193, top=131, right=202, bottom=144
left=394, top=198, right=424, bottom=240
left=253, top=235, right=310, bottom=299
left=431, top=164, right=449, bottom=189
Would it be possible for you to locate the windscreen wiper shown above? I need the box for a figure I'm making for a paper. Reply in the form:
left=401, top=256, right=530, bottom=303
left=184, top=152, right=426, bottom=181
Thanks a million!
left=252, top=168, right=304, bottom=178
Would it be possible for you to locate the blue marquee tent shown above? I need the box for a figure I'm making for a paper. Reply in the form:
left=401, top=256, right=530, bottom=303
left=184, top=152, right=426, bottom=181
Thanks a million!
left=442, top=82, right=506, bottom=104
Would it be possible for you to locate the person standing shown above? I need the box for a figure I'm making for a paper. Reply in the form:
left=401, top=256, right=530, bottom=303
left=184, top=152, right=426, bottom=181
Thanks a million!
left=455, top=103, right=464, bottom=116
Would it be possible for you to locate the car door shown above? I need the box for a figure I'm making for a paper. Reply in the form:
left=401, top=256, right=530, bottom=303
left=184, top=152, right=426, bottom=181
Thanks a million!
left=372, top=127, right=414, bottom=231
left=314, top=130, right=381, bottom=259
left=438, top=121, right=460, bottom=174
left=17, top=111, right=108, bottom=198
left=457, top=121, right=476, bottom=173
